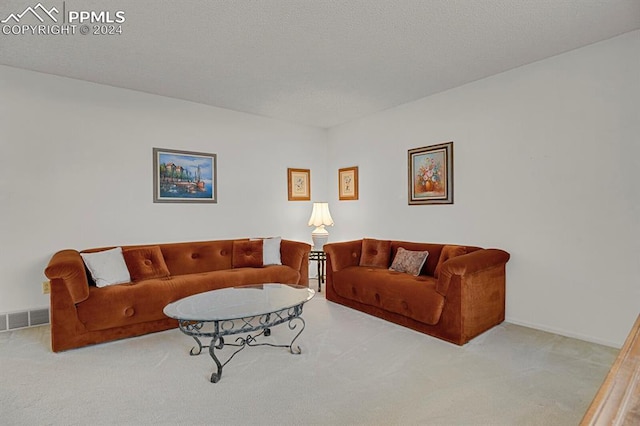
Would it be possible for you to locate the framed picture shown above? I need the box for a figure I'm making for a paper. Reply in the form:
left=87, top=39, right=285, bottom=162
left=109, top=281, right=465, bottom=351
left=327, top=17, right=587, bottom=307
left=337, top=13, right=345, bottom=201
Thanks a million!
left=153, top=148, right=217, bottom=203
left=408, top=141, right=453, bottom=205
left=338, top=166, right=359, bottom=200
left=287, top=168, right=311, bottom=201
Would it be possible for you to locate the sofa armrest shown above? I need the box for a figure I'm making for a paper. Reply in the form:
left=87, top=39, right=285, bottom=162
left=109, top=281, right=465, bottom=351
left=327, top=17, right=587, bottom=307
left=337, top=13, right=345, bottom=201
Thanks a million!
left=436, top=248, right=510, bottom=296
left=280, top=240, right=312, bottom=285
left=44, top=249, right=90, bottom=304
left=324, top=240, right=363, bottom=272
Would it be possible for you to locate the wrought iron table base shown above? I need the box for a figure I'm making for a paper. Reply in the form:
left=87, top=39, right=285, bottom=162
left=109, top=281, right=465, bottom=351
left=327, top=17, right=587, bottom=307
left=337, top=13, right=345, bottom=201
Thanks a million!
left=177, top=305, right=306, bottom=383
left=309, top=251, right=326, bottom=292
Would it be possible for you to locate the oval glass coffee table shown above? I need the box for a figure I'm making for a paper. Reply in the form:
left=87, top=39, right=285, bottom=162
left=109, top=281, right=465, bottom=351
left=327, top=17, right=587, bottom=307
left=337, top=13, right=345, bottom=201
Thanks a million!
left=163, top=283, right=315, bottom=383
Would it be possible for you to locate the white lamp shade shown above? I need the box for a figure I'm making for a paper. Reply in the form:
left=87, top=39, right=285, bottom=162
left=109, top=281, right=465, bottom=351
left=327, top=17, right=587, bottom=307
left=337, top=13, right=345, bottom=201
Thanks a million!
left=308, top=202, right=334, bottom=227
left=308, top=202, right=334, bottom=250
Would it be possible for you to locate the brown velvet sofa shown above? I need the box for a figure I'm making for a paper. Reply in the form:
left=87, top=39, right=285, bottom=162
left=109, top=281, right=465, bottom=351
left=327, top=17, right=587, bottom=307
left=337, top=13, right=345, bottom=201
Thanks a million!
left=324, top=239, right=510, bottom=345
left=44, top=238, right=310, bottom=352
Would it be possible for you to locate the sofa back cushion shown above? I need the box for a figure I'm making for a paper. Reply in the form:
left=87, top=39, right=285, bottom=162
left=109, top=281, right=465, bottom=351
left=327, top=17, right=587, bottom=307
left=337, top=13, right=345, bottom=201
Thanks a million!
left=232, top=240, right=264, bottom=268
left=159, top=240, right=236, bottom=275
left=390, top=241, right=444, bottom=276
left=123, top=246, right=170, bottom=281
left=434, top=245, right=468, bottom=278
left=359, top=238, right=391, bottom=268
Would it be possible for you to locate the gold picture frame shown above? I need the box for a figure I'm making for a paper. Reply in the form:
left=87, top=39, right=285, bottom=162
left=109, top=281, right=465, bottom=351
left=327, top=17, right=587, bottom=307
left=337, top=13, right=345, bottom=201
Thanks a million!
left=287, top=168, right=311, bottom=201
left=338, top=166, right=359, bottom=200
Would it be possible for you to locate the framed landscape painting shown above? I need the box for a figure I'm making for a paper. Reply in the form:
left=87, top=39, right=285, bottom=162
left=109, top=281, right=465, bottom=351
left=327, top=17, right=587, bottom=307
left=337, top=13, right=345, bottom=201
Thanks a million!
left=408, top=142, right=453, bottom=205
left=153, top=148, right=217, bottom=203
left=339, top=166, right=358, bottom=200
left=287, top=168, right=311, bottom=201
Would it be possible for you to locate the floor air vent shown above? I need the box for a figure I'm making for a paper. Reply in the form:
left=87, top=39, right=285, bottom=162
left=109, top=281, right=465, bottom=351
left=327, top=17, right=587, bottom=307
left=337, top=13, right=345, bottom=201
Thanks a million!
left=0, top=307, right=50, bottom=332
left=8, top=312, right=29, bottom=329
left=30, top=309, right=50, bottom=326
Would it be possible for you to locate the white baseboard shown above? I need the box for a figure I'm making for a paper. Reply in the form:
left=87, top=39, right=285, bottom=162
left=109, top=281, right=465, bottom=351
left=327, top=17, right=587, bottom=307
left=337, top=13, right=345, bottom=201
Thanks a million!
left=505, top=317, right=621, bottom=349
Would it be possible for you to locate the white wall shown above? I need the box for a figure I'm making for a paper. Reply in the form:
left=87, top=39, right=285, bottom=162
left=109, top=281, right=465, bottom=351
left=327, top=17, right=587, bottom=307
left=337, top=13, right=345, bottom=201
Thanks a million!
left=2, top=31, right=638, bottom=347
left=0, top=66, right=327, bottom=313
left=326, top=31, right=640, bottom=347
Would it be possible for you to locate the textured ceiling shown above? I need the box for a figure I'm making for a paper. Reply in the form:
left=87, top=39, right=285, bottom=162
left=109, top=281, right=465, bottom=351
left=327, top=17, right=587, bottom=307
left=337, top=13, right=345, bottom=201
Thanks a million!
left=1, top=0, right=639, bottom=128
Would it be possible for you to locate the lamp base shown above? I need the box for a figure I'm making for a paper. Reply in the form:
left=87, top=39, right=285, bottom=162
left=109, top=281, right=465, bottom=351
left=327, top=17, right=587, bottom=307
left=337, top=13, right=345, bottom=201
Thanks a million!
left=311, top=234, right=329, bottom=251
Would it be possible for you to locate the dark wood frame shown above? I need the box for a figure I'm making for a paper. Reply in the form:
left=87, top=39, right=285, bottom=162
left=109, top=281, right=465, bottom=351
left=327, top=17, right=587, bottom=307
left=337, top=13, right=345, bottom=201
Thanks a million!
left=287, top=168, right=311, bottom=201
left=408, top=141, right=453, bottom=205
left=338, top=166, right=359, bottom=201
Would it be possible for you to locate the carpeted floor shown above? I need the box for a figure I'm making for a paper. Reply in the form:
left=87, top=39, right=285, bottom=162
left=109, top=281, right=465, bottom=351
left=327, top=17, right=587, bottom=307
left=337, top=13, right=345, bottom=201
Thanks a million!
left=0, top=288, right=617, bottom=425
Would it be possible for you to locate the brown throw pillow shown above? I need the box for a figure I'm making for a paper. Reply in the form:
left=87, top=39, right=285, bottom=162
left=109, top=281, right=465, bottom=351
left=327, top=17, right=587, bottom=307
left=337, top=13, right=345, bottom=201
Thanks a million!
left=434, top=245, right=467, bottom=278
left=232, top=240, right=264, bottom=268
left=359, top=238, right=391, bottom=268
left=389, top=247, right=429, bottom=276
left=123, top=246, right=170, bottom=281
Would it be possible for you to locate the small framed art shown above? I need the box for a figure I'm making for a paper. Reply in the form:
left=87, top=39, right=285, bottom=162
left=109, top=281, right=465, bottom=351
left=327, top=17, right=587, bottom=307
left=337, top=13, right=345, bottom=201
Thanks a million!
left=338, top=166, right=359, bottom=200
left=153, top=148, right=217, bottom=203
left=408, top=141, right=453, bottom=205
left=287, top=168, right=311, bottom=201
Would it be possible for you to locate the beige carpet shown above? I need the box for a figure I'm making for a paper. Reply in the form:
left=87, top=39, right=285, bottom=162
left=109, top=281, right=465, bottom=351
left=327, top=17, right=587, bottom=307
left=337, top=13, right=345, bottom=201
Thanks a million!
left=0, top=289, right=617, bottom=425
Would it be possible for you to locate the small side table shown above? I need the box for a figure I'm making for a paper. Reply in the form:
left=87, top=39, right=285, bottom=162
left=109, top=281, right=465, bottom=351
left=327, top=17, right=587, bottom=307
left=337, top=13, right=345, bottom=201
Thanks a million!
left=309, top=250, right=326, bottom=292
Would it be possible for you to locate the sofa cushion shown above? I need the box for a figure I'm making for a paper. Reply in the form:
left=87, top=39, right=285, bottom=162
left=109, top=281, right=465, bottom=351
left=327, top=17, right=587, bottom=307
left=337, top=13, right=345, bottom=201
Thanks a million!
left=77, top=266, right=301, bottom=331
left=434, top=245, right=467, bottom=279
left=359, top=238, right=391, bottom=268
left=389, top=247, right=429, bottom=276
left=123, top=246, right=170, bottom=281
left=233, top=240, right=264, bottom=268
left=331, top=266, right=445, bottom=325
left=80, top=247, right=131, bottom=288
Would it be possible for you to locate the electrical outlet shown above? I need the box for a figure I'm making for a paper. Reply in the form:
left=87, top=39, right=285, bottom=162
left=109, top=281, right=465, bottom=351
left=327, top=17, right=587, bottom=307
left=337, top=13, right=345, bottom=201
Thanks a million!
left=42, top=281, right=51, bottom=294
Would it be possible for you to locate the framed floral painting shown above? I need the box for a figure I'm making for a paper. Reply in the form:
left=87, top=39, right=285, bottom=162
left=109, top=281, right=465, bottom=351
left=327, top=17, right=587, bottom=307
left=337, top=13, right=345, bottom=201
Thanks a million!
left=338, top=166, right=358, bottom=200
left=408, top=142, right=453, bottom=205
left=287, top=168, right=311, bottom=201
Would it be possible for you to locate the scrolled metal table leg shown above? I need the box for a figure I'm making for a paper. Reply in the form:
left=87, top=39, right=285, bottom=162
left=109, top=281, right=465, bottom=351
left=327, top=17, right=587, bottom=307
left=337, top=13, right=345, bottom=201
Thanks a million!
left=215, top=336, right=225, bottom=349
left=189, top=336, right=204, bottom=355
left=287, top=316, right=305, bottom=355
left=209, top=335, right=224, bottom=383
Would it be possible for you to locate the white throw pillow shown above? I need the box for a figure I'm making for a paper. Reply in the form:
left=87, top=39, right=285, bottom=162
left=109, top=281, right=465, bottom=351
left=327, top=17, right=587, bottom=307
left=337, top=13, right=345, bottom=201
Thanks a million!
left=251, top=236, right=282, bottom=265
left=80, top=247, right=131, bottom=287
left=263, top=237, right=282, bottom=265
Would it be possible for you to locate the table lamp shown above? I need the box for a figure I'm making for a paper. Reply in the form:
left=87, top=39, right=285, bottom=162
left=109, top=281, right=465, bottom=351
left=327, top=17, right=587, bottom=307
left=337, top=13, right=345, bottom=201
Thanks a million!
left=308, top=202, right=334, bottom=250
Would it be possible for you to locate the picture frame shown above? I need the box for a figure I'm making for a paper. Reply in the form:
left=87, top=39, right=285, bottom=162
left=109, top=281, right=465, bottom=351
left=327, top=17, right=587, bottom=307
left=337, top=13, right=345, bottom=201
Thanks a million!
left=287, top=168, right=311, bottom=201
left=408, top=141, right=453, bottom=205
left=153, top=148, right=217, bottom=203
left=338, top=166, right=359, bottom=200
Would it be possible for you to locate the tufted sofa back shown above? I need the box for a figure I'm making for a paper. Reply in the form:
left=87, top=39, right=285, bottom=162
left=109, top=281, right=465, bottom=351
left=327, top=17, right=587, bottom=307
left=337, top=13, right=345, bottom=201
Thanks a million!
left=159, top=239, right=239, bottom=276
left=81, top=239, right=251, bottom=282
left=326, top=239, right=482, bottom=277
left=389, top=241, right=480, bottom=276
